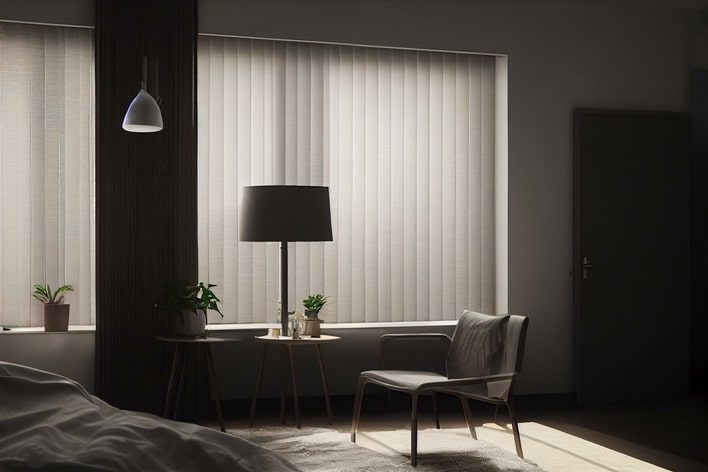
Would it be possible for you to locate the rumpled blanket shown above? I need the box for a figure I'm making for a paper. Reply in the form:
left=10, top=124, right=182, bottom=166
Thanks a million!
left=0, top=361, right=299, bottom=471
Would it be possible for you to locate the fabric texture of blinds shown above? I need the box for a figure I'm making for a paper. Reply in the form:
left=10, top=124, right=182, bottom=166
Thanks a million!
left=198, top=36, right=495, bottom=324
left=0, top=22, right=95, bottom=327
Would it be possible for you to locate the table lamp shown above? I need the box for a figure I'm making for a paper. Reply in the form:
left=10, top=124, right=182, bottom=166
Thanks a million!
left=240, top=185, right=333, bottom=335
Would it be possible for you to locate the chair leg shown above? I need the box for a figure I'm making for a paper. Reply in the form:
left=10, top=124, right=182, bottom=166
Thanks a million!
left=459, top=395, right=477, bottom=440
left=507, top=398, right=523, bottom=458
left=411, top=392, right=419, bottom=467
left=431, top=392, right=440, bottom=429
left=350, top=377, right=367, bottom=442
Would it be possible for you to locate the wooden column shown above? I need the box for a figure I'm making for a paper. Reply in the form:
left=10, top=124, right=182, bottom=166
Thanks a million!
left=95, top=0, right=198, bottom=414
left=690, top=70, right=708, bottom=394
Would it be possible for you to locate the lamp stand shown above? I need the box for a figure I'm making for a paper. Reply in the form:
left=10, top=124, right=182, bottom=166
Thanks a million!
left=280, top=241, right=288, bottom=335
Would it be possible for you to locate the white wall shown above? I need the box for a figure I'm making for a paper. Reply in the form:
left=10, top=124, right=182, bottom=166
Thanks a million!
left=199, top=0, right=696, bottom=394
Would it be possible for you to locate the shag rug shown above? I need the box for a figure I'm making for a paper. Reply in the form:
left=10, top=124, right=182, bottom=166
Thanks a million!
left=236, top=427, right=545, bottom=471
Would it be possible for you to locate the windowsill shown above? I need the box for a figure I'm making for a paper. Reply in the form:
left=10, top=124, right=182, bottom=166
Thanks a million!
left=206, top=320, right=457, bottom=331
left=0, top=325, right=96, bottom=334
left=1, top=320, right=456, bottom=334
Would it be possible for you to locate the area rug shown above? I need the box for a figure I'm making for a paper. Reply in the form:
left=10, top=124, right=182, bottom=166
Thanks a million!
left=235, top=427, right=544, bottom=471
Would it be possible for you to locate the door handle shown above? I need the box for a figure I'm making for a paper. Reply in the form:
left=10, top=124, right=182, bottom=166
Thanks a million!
left=582, top=256, right=593, bottom=279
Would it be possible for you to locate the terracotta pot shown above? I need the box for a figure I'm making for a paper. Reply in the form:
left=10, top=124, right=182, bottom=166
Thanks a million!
left=44, top=304, right=70, bottom=332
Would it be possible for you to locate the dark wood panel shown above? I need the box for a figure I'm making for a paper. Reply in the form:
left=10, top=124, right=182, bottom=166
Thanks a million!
left=690, top=71, right=708, bottom=394
left=95, top=0, right=197, bottom=414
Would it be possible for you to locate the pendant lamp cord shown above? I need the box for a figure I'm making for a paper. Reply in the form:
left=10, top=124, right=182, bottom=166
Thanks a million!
left=141, top=56, right=162, bottom=105
left=141, top=56, right=148, bottom=90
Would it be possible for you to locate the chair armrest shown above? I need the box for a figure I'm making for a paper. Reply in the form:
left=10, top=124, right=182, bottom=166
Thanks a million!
left=380, top=333, right=451, bottom=370
left=419, top=372, right=518, bottom=391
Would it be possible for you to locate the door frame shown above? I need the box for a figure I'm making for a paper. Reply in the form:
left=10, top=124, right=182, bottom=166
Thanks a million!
left=572, top=108, right=690, bottom=404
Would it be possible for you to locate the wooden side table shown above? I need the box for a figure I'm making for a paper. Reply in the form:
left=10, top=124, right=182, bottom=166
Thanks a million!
left=157, top=335, right=236, bottom=432
left=250, top=334, right=341, bottom=429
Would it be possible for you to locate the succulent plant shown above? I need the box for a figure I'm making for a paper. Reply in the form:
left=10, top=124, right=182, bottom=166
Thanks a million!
left=303, top=294, right=328, bottom=314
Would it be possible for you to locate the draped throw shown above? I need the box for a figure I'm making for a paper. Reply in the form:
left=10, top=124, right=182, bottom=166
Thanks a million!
left=198, top=36, right=496, bottom=323
left=0, top=22, right=95, bottom=327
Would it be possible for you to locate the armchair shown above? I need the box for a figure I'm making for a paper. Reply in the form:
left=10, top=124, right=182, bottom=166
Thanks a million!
left=351, top=311, right=529, bottom=467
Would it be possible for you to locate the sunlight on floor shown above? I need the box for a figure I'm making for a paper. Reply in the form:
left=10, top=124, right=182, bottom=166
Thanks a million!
left=357, top=423, right=670, bottom=472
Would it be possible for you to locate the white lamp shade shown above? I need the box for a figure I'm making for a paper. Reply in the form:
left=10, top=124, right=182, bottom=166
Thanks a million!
left=122, top=89, right=163, bottom=132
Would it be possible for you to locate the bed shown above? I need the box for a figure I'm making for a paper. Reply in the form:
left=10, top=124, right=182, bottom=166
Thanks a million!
left=0, top=361, right=299, bottom=471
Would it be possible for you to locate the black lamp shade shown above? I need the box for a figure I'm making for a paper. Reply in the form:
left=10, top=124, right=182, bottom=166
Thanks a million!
left=240, top=185, right=333, bottom=242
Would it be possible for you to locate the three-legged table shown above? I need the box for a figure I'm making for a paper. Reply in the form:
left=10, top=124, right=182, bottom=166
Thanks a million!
left=250, top=334, right=341, bottom=428
left=157, top=335, right=236, bottom=432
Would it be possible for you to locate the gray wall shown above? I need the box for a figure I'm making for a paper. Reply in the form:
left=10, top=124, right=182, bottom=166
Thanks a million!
left=0, top=0, right=701, bottom=398
left=1, top=326, right=458, bottom=400
left=0, top=0, right=93, bottom=27
left=692, top=11, right=708, bottom=68
left=0, top=332, right=95, bottom=393
left=200, top=0, right=696, bottom=394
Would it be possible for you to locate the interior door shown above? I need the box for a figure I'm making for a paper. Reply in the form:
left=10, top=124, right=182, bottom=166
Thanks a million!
left=574, top=110, right=690, bottom=405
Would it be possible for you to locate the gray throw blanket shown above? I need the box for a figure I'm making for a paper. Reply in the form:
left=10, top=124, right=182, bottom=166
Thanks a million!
left=0, top=362, right=299, bottom=471
left=445, top=311, right=510, bottom=379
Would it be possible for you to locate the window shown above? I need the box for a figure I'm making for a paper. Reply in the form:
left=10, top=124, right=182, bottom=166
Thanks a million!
left=198, top=36, right=504, bottom=324
left=0, top=22, right=95, bottom=327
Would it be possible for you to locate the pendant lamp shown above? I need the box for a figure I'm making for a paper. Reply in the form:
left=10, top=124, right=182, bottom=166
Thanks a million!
left=122, top=56, right=163, bottom=133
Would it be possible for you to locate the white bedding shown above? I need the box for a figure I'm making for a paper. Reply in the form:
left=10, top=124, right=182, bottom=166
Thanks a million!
left=0, top=362, right=299, bottom=471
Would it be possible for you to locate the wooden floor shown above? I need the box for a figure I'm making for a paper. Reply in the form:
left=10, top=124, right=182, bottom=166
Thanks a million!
left=218, top=394, right=708, bottom=471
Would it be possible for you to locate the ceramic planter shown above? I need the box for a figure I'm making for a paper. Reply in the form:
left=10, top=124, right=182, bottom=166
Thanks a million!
left=44, top=304, right=70, bottom=332
left=169, top=310, right=207, bottom=337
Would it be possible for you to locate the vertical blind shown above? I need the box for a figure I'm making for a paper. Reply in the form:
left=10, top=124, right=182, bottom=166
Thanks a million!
left=198, top=36, right=496, bottom=323
left=0, top=22, right=95, bottom=327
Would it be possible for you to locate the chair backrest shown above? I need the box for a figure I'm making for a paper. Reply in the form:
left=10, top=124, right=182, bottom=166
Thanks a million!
left=502, top=314, right=529, bottom=375
left=445, top=311, right=529, bottom=379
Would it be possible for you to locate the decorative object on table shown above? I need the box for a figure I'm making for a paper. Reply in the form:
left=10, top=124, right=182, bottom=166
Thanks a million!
left=303, top=294, right=328, bottom=338
left=240, top=185, right=333, bottom=337
left=250, top=335, right=342, bottom=429
left=288, top=311, right=305, bottom=339
left=271, top=327, right=281, bottom=338
left=277, top=302, right=297, bottom=333
left=122, top=56, right=163, bottom=132
left=154, top=281, right=223, bottom=337
left=32, top=283, right=75, bottom=332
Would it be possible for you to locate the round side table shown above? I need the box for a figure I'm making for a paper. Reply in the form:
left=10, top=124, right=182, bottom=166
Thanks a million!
left=157, top=335, right=238, bottom=432
left=250, top=334, right=341, bottom=429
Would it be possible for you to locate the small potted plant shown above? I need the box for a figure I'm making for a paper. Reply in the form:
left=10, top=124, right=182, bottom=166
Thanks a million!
left=303, top=293, right=328, bottom=338
left=32, top=284, right=74, bottom=332
left=155, top=281, right=223, bottom=337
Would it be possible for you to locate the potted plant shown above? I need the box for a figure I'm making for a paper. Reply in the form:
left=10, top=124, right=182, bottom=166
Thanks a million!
left=303, top=294, right=328, bottom=338
left=155, top=281, right=223, bottom=337
left=32, top=284, right=75, bottom=332
left=303, top=294, right=328, bottom=318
